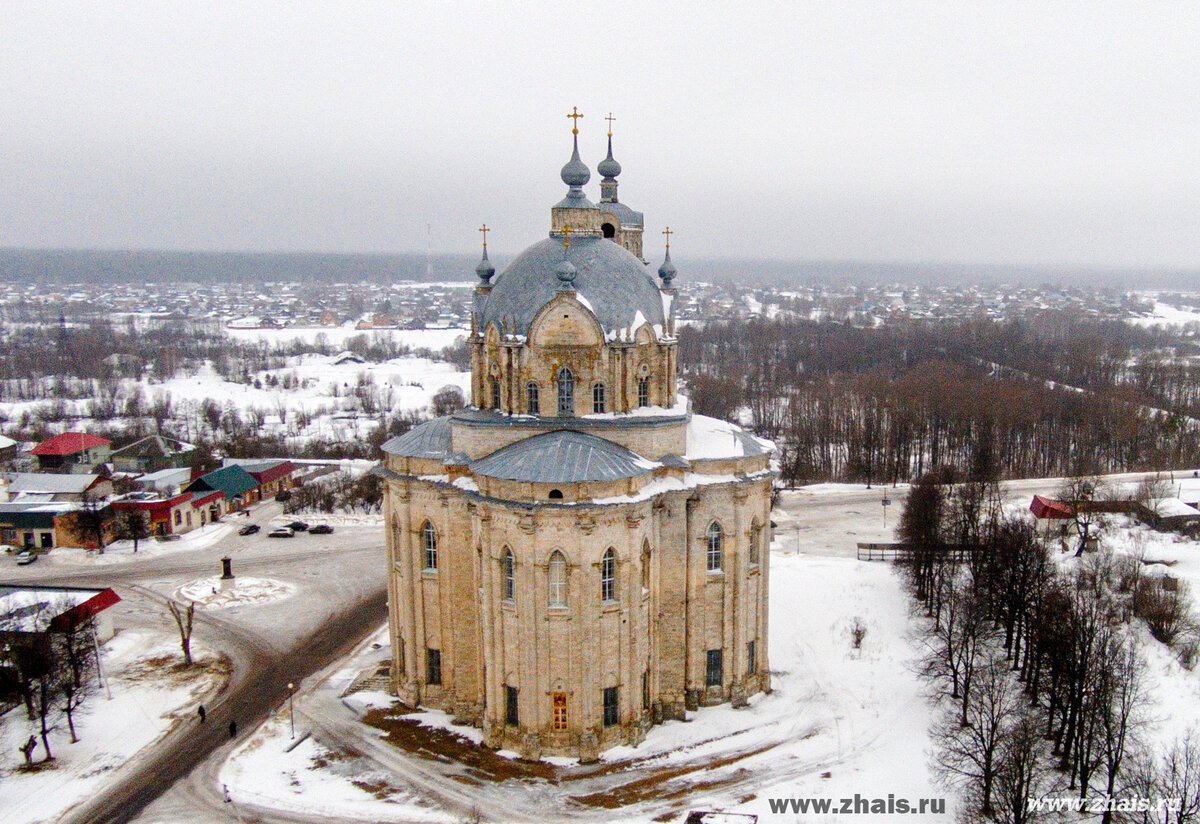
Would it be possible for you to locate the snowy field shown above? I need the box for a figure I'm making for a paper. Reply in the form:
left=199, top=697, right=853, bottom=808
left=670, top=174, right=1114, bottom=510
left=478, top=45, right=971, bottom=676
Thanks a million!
left=0, top=630, right=227, bottom=824
left=225, top=325, right=468, bottom=351
left=1127, top=299, right=1200, bottom=328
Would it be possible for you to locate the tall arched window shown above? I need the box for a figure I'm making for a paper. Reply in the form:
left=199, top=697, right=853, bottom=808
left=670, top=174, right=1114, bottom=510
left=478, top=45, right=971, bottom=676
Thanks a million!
left=637, top=377, right=650, bottom=408
left=601, top=548, right=617, bottom=602
left=592, top=382, right=606, bottom=413
left=557, top=367, right=574, bottom=416
left=491, top=378, right=501, bottom=410
left=749, top=519, right=761, bottom=565
left=548, top=551, right=568, bottom=607
left=706, top=522, right=723, bottom=572
left=527, top=382, right=540, bottom=415
left=422, top=521, right=438, bottom=571
left=641, top=540, right=651, bottom=591
left=502, top=548, right=515, bottom=602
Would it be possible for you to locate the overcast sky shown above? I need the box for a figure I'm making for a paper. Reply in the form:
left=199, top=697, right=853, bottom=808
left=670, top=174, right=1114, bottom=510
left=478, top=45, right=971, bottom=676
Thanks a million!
left=2, top=2, right=1198, bottom=268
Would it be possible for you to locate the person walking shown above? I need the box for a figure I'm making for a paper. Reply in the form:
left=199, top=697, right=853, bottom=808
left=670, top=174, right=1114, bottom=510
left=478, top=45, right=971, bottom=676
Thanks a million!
left=197, top=705, right=206, bottom=723
left=228, top=719, right=237, bottom=738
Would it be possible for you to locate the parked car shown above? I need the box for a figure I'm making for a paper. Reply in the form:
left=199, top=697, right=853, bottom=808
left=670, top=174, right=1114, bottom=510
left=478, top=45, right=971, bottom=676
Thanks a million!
left=286, top=521, right=309, bottom=532
left=238, top=524, right=261, bottom=536
left=16, top=550, right=37, bottom=565
left=267, top=527, right=295, bottom=538
left=309, top=524, right=334, bottom=535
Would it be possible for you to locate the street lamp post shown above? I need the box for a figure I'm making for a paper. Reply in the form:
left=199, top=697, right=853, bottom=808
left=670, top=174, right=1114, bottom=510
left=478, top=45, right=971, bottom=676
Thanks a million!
left=288, top=682, right=295, bottom=739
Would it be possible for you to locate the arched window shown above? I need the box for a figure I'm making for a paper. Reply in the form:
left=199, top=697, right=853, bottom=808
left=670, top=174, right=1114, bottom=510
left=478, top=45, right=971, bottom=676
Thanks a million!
left=557, top=367, right=574, bottom=416
left=601, top=548, right=617, bottom=602
left=527, top=382, right=540, bottom=415
left=601, top=222, right=616, bottom=239
left=548, top=489, right=563, bottom=500
left=706, top=522, right=723, bottom=572
left=548, top=551, right=568, bottom=607
left=592, top=382, right=606, bottom=413
left=637, top=377, right=650, bottom=408
left=422, top=521, right=438, bottom=571
left=749, top=519, right=761, bottom=564
left=641, top=540, right=651, bottom=591
left=491, top=378, right=501, bottom=410
left=502, top=548, right=515, bottom=602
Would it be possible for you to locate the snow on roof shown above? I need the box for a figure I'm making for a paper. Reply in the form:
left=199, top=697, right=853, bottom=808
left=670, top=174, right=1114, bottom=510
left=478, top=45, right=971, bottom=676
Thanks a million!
left=1156, top=498, right=1200, bottom=518
left=31, top=432, right=111, bottom=456
left=684, top=415, right=774, bottom=461
left=0, top=435, right=16, bottom=449
left=0, top=586, right=119, bottom=633
left=6, top=473, right=100, bottom=495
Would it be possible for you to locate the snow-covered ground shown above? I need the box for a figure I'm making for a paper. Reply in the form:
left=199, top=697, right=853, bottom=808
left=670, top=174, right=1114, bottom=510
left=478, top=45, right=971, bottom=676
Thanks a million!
left=225, top=326, right=468, bottom=351
left=221, top=544, right=953, bottom=823
left=0, top=630, right=227, bottom=824
left=1127, top=300, right=1200, bottom=328
left=44, top=521, right=235, bottom=567
left=176, top=576, right=297, bottom=609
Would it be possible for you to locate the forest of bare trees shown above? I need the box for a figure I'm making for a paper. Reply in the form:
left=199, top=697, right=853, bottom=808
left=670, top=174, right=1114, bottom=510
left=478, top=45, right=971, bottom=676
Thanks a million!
left=680, top=313, right=1200, bottom=484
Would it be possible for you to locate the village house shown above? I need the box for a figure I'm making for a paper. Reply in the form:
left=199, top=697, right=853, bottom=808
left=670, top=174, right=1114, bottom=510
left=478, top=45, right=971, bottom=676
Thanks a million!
left=30, top=432, right=112, bottom=474
left=110, top=435, right=197, bottom=474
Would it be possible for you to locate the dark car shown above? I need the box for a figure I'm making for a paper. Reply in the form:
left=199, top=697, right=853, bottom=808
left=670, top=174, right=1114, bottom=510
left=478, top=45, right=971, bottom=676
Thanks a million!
left=309, top=524, right=334, bottom=535
left=286, top=521, right=309, bottom=532
left=268, top=527, right=295, bottom=538
left=238, top=524, right=260, bottom=536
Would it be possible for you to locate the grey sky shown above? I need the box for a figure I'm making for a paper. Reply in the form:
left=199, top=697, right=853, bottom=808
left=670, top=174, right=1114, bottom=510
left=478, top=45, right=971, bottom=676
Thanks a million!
left=2, top=2, right=1199, bottom=268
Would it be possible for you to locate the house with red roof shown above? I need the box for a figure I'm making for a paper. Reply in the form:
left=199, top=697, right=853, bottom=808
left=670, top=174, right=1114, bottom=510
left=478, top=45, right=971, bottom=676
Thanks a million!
left=30, top=432, right=112, bottom=474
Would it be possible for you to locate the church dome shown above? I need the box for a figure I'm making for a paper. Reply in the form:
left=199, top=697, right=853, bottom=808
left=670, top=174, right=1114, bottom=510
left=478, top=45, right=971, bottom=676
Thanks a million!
left=469, top=429, right=654, bottom=482
left=479, top=235, right=665, bottom=338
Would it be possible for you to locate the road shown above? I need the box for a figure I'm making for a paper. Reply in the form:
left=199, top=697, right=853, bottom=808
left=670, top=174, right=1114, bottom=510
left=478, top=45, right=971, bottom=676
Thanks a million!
left=3, top=502, right=387, bottom=824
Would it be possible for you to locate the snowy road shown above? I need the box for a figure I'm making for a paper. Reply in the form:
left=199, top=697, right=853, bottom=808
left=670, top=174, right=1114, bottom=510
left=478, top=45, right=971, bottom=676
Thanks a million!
left=4, top=502, right=387, bottom=824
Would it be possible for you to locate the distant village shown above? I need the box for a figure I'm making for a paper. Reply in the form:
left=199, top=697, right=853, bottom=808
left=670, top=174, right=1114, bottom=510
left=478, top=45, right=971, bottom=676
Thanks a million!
left=0, top=275, right=1193, bottom=331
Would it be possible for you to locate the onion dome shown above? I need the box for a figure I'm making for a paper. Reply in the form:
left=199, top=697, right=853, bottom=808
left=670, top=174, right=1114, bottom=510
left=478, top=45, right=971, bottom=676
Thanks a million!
left=658, top=246, right=677, bottom=285
left=597, top=133, right=622, bottom=179
left=560, top=132, right=591, bottom=189
left=475, top=245, right=496, bottom=284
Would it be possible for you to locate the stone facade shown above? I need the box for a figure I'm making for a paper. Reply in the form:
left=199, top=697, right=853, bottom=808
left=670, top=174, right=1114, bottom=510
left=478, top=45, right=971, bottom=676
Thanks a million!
left=381, top=129, right=774, bottom=760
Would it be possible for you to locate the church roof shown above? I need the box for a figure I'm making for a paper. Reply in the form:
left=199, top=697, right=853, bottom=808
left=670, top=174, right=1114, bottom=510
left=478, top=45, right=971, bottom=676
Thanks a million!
left=598, top=201, right=644, bottom=228
left=469, top=430, right=656, bottom=483
left=380, top=416, right=453, bottom=459
left=480, top=236, right=664, bottom=339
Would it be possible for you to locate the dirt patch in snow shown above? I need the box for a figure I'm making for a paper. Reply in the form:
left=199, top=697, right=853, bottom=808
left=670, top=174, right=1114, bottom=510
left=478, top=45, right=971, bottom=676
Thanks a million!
left=362, top=706, right=557, bottom=782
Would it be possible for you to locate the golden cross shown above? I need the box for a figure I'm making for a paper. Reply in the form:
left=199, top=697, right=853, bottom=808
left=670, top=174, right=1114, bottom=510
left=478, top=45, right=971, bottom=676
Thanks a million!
left=662, top=226, right=673, bottom=249
left=479, top=223, right=490, bottom=248
left=562, top=223, right=572, bottom=250
left=605, top=112, right=615, bottom=136
left=567, top=106, right=583, bottom=134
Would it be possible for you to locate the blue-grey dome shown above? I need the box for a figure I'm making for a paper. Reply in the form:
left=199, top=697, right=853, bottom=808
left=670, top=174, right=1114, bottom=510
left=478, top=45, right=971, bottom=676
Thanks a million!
left=658, top=247, right=677, bottom=284
left=475, top=246, right=496, bottom=283
left=381, top=416, right=452, bottom=459
left=469, top=429, right=655, bottom=482
left=597, top=134, right=621, bottom=178
left=560, top=134, right=591, bottom=188
left=480, top=235, right=666, bottom=338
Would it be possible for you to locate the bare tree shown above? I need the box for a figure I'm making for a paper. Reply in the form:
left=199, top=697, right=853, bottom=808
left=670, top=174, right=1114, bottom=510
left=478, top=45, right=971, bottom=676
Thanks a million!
left=1056, top=475, right=1109, bottom=556
left=167, top=599, right=196, bottom=665
left=1155, top=730, right=1200, bottom=824
left=52, top=602, right=98, bottom=744
left=431, top=384, right=466, bottom=417
left=992, top=709, right=1055, bottom=824
left=113, top=508, right=152, bottom=553
left=933, top=658, right=1021, bottom=818
left=1133, top=473, right=1175, bottom=517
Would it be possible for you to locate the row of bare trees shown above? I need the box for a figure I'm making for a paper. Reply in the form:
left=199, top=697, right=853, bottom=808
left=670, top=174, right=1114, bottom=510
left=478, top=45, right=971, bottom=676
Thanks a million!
left=0, top=603, right=101, bottom=765
left=900, top=476, right=1200, bottom=822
